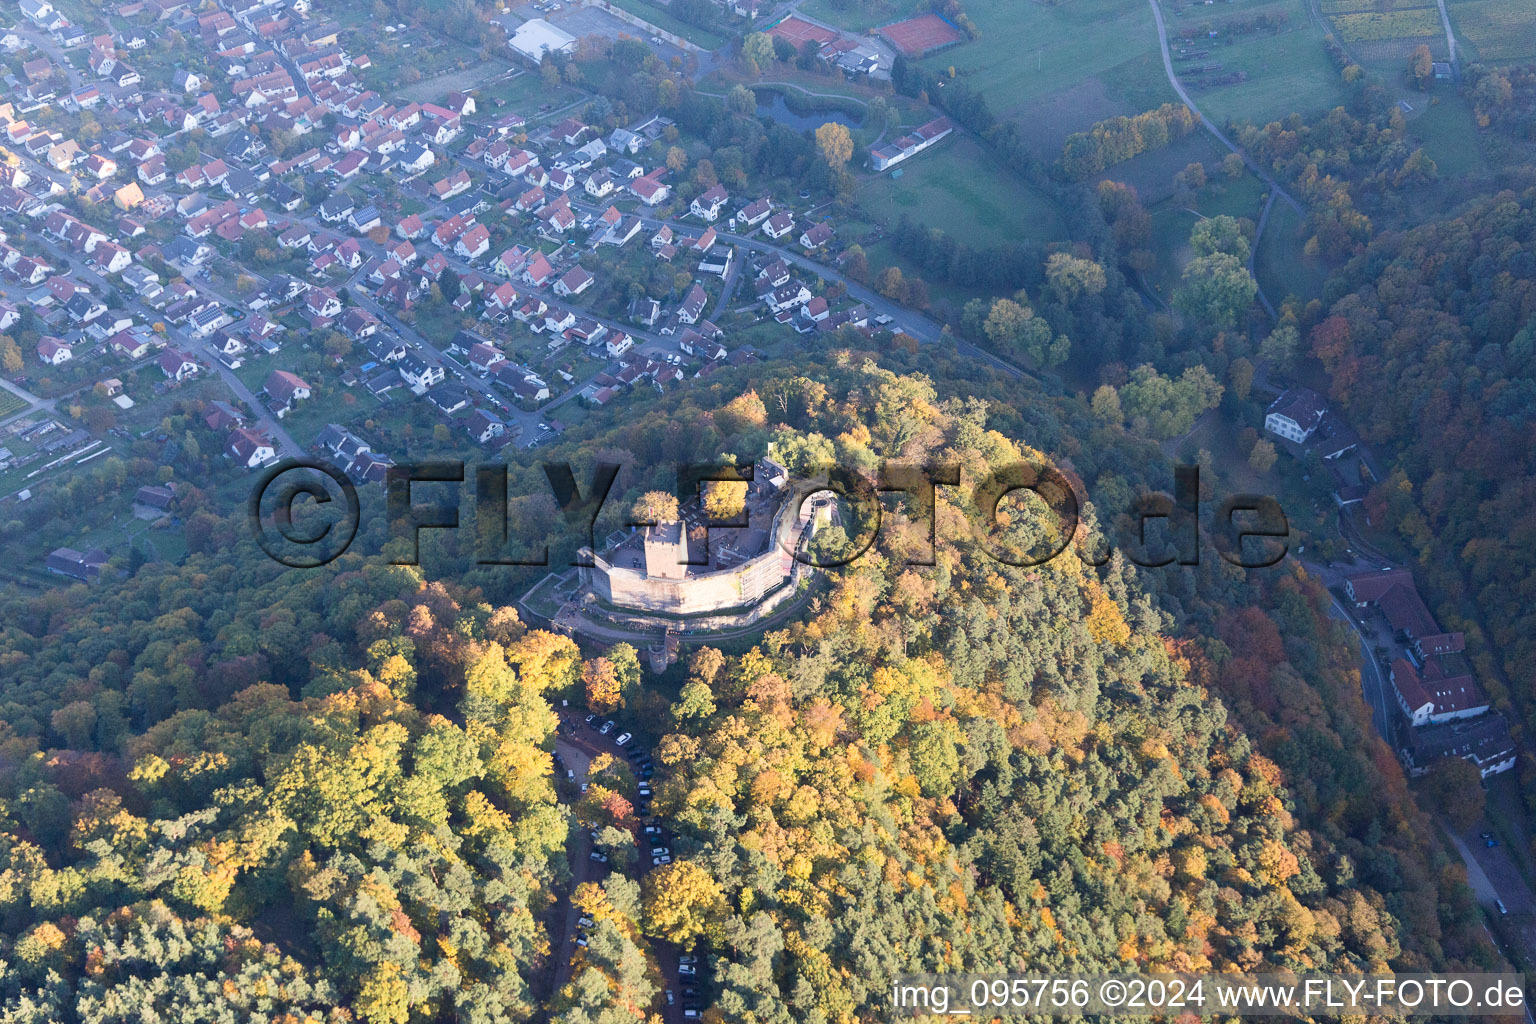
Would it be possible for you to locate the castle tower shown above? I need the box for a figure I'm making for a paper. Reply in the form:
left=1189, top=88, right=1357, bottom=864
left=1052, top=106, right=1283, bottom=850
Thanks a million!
left=642, top=521, right=687, bottom=580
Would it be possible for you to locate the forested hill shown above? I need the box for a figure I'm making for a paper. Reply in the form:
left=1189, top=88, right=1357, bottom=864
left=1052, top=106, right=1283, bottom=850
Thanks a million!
left=1310, top=184, right=1536, bottom=775
left=0, top=351, right=1494, bottom=1021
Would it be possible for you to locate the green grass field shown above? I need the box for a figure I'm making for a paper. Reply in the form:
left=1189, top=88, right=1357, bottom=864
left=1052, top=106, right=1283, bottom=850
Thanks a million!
left=1175, top=0, right=1355, bottom=125
left=919, top=0, right=1167, bottom=127
left=1253, top=201, right=1327, bottom=305
left=797, top=0, right=921, bottom=32
left=1410, top=95, right=1487, bottom=178
left=1141, top=171, right=1267, bottom=299
left=601, top=0, right=728, bottom=49
left=857, top=133, right=1067, bottom=248
left=1447, top=0, right=1536, bottom=64
left=916, top=0, right=1346, bottom=159
left=477, top=71, right=583, bottom=113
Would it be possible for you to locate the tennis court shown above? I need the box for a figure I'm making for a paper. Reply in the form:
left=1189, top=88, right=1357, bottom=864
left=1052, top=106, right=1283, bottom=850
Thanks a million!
left=878, top=13, right=964, bottom=55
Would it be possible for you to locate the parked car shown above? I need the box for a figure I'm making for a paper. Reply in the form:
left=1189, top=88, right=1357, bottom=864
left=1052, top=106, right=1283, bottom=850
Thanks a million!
left=651, top=846, right=669, bottom=857
left=644, top=825, right=662, bottom=836
left=615, top=732, right=632, bottom=746
left=679, top=955, right=697, bottom=965
left=665, top=991, right=675, bottom=1006
left=589, top=851, right=607, bottom=863
left=599, top=720, right=615, bottom=735
left=578, top=916, right=594, bottom=927
left=678, top=964, right=696, bottom=977
left=584, top=713, right=597, bottom=724
left=576, top=934, right=588, bottom=947
left=653, top=854, right=671, bottom=865
left=1497, top=899, right=1509, bottom=915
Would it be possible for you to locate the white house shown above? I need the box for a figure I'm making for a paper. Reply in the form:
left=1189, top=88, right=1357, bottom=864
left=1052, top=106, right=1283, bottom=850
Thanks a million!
left=227, top=427, right=276, bottom=468
left=691, top=184, right=728, bottom=222
left=762, top=212, right=794, bottom=240
left=1265, top=387, right=1326, bottom=444
left=36, top=336, right=71, bottom=365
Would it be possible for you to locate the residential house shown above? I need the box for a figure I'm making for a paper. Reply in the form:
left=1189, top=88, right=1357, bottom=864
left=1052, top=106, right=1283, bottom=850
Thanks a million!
left=677, top=282, right=707, bottom=324
left=399, top=351, right=444, bottom=393
left=737, top=196, right=771, bottom=226
left=466, top=408, right=505, bottom=444
left=158, top=348, right=199, bottom=381
left=306, top=287, right=342, bottom=319
left=584, top=169, right=615, bottom=198
left=455, top=223, right=491, bottom=260
left=36, top=336, right=72, bottom=365
left=762, top=211, right=794, bottom=240
left=799, top=221, right=834, bottom=249
left=629, top=173, right=669, bottom=206
left=554, top=265, right=593, bottom=297
left=227, top=426, right=276, bottom=468
left=264, top=369, right=312, bottom=416
left=522, top=252, right=554, bottom=287
left=691, top=184, right=728, bottom=221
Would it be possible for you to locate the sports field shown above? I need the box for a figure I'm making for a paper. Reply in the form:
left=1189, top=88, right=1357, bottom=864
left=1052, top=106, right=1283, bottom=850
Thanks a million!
left=766, top=15, right=839, bottom=47
left=878, top=13, right=964, bottom=56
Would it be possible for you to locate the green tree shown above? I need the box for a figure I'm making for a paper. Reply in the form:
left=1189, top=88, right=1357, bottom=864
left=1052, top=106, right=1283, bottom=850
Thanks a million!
left=1044, top=252, right=1106, bottom=303
left=1175, top=252, right=1258, bottom=330
left=727, top=84, right=757, bottom=116
left=1423, top=757, right=1485, bottom=831
left=1190, top=215, right=1251, bottom=261
left=1091, top=384, right=1123, bottom=423
left=1248, top=437, right=1278, bottom=472
left=741, top=33, right=773, bottom=72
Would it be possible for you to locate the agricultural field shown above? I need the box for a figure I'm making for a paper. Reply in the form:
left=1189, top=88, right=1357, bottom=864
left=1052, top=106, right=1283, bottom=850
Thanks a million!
left=856, top=133, right=1067, bottom=249
left=1318, top=0, right=1378, bottom=13
left=1172, top=0, right=1353, bottom=125
left=1447, top=0, right=1536, bottom=64
left=0, top=390, right=28, bottom=420
left=1331, top=9, right=1442, bottom=42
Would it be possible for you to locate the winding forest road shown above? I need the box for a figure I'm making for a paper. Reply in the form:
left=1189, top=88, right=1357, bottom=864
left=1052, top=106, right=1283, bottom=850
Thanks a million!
left=1146, top=0, right=1303, bottom=218
left=1147, top=0, right=1298, bottom=320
